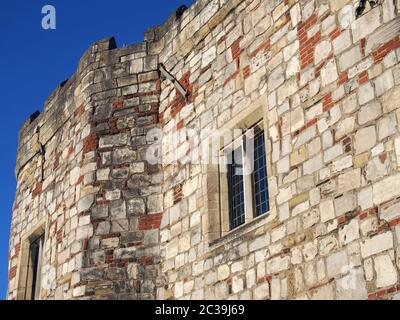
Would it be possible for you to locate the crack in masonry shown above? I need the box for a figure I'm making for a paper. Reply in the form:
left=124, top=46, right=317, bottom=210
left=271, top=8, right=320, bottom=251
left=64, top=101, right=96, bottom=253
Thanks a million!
left=36, top=126, right=46, bottom=182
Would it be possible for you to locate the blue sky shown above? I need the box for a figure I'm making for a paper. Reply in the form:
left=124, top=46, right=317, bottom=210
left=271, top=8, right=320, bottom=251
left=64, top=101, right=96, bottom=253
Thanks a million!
left=0, top=0, right=193, bottom=300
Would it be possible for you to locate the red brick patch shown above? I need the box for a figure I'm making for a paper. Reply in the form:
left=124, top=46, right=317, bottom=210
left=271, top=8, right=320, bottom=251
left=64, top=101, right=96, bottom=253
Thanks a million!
left=32, top=182, right=42, bottom=198
left=75, top=104, right=85, bottom=117
left=338, top=71, right=348, bottom=85
left=138, top=256, right=154, bottom=265
left=170, top=71, right=195, bottom=118
left=8, top=266, right=17, bottom=280
left=112, top=101, right=124, bottom=109
left=257, top=275, right=272, bottom=284
left=243, top=65, right=251, bottom=79
left=138, top=213, right=163, bottom=230
left=298, top=14, right=320, bottom=70
left=360, top=38, right=366, bottom=57
left=248, top=39, right=270, bottom=58
left=358, top=71, right=369, bottom=84
left=389, top=218, right=400, bottom=227
left=329, top=27, right=341, bottom=41
left=159, top=112, right=165, bottom=127
left=10, top=243, right=21, bottom=260
left=342, top=136, right=352, bottom=153
left=83, top=133, right=98, bottom=153
left=217, top=35, right=226, bottom=45
left=177, top=119, right=184, bottom=130
left=231, top=38, right=242, bottom=60
left=368, top=285, right=400, bottom=300
left=297, top=118, right=317, bottom=135
left=57, top=229, right=63, bottom=243
left=223, top=69, right=240, bottom=87
left=373, top=36, right=400, bottom=63
left=322, top=93, right=334, bottom=112
left=173, top=183, right=183, bottom=204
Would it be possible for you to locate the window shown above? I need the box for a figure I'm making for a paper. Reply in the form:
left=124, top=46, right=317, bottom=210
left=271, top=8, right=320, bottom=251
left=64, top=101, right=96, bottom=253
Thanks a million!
left=17, top=232, right=45, bottom=300
left=252, top=129, right=270, bottom=217
left=27, top=234, right=44, bottom=300
left=220, top=122, right=270, bottom=231
left=227, top=147, right=246, bottom=230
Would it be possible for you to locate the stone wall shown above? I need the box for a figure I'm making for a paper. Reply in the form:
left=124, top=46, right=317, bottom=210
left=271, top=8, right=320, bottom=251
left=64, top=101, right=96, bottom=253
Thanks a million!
left=8, top=37, right=164, bottom=300
left=8, top=0, right=400, bottom=300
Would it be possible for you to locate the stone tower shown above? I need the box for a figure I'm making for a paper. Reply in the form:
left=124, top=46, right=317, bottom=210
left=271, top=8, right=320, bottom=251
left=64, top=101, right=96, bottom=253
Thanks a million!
left=7, top=0, right=400, bottom=300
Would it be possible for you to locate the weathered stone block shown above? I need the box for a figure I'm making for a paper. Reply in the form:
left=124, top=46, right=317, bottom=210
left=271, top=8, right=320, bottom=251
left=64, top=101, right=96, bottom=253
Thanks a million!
left=249, top=235, right=269, bottom=252
left=324, top=144, right=343, bottom=163
left=337, top=168, right=361, bottom=193
left=245, top=67, right=266, bottom=95
left=382, top=86, right=400, bottom=113
left=321, top=59, right=339, bottom=86
left=378, top=114, right=397, bottom=141
left=380, top=202, right=400, bottom=223
left=77, top=195, right=94, bottom=213
left=110, top=200, right=126, bottom=219
left=92, top=204, right=109, bottom=219
left=253, top=283, right=270, bottom=300
left=333, top=29, right=351, bottom=54
left=113, top=148, right=136, bottom=164
left=373, top=174, right=400, bottom=205
left=302, top=209, right=320, bottom=229
left=335, top=268, right=368, bottom=300
left=374, top=70, right=394, bottom=97
left=266, top=255, right=290, bottom=274
left=127, top=198, right=145, bottom=215
left=339, top=46, right=362, bottom=71
left=395, top=137, right=400, bottom=168
left=351, top=7, right=381, bottom=42
left=217, top=265, right=230, bottom=281
left=360, top=232, right=394, bottom=258
left=320, top=200, right=335, bottom=222
left=358, top=101, right=381, bottom=125
left=309, top=283, right=335, bottom=300
left=365, top=156, right=390, bottom=182
left=334, top=194, right=357, bottom=216
left=290, top=3, right=301, bottom=27
left=330, top=0, right=351, bottom=12
left=339, top=219, right=360, bottom=245
left=354, top=126, right=376, bottom=155
left=327, top=250, right=348, bottom=278
left=315, top=40, right=332, bottom=65
left=335, top=117, right=355, bottom=140
left=374, top=254, right=398, bottom=288
left=303, top=154, right=323, bottom=175
left=332, top=155, right=353, bottom=173
left=357, top=186, right=373, bottom=211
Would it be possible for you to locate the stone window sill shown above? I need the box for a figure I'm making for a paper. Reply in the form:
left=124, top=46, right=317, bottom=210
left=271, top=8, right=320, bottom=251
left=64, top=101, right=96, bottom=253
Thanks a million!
left=209, top=212, right=273, bottom=250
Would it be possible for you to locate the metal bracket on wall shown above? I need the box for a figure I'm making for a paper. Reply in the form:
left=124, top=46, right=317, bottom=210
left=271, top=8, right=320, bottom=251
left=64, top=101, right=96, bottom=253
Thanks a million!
left=158, top=63, right=189, bottom=101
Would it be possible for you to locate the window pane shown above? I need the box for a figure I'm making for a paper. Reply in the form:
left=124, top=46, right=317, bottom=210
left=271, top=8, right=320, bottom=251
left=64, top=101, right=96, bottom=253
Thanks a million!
left=252, top=131, right=270, bottom=216
left=227, top=147, right=245, bottom=230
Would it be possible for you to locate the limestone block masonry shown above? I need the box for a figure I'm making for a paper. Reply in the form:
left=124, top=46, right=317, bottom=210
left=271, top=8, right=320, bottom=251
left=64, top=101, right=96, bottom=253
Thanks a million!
left=7, top=0, right=400, bottom=300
